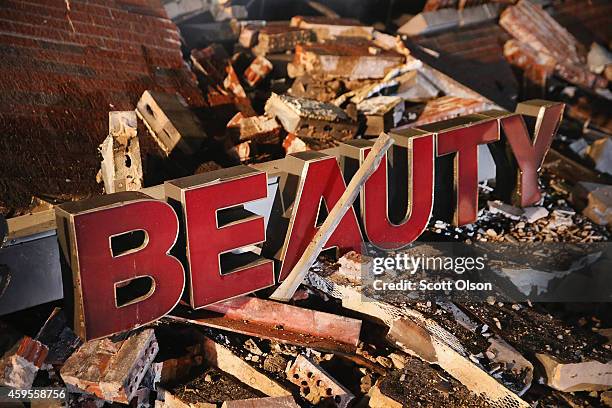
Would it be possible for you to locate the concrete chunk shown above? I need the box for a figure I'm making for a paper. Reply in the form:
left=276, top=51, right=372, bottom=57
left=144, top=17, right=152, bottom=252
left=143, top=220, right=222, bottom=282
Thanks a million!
left=202, top=337, right=290, bottom=397
left=537, top=353, right=612, bottom=392
left=587, top=138, right=612, bottom=176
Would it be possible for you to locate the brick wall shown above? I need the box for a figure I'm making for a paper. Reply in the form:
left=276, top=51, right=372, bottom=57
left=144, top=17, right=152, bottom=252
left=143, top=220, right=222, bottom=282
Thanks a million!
left=0, top=0, right=205, bottom=216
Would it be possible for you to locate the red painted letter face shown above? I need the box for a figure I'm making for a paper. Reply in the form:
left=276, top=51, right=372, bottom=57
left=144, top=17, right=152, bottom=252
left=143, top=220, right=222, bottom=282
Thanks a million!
left=278, top=154, right=363, bottom=282
left=166, top=166, right=274, bottom=309
left=435, top=119, right=500, bottom=226
left=56, top=193, right=185, bottom=341
left=356, top=132, right=435, bottom=249
left=501, top=101, right=564, bottom=207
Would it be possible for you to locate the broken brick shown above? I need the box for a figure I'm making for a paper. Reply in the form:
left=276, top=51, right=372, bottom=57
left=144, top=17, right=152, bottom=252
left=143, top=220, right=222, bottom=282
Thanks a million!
left=289, top=40, right=406, bottom=80
left=265, top=93, right=357, bottom=141
left=0, top=336, right=48, bottom=388
left=356, top=96, right=404, bottom=136
left=60, top=329, right=158, bottom=403
left=227, top=113, right=282, bottom=142
left=282, top=134, right=309, bottom=155
left=244, top=56, right=274, bottom=87
left=290, top=16, right=374, bottom=41
left=136, top=91, right=207, bottom=156
left=250, top=23, right=314, bottom=56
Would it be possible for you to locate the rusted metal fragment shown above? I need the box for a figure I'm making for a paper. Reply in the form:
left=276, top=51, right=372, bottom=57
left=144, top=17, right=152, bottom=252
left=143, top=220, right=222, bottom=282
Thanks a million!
left=289, top=40, right=406, bottom=80
left=227, top=113, right=282, bottom=142
left=60, top=329, right=158, bottom=403
left=191, top=45, right=233, bottom=94
left=290, top=16, right=374, bottom=41
left=244, top=56, right=274, bottom=87
left=249, top=23, right=314, bottom=56
left=537, top=353, right=612, bottom=392
left=265, top=93, right=357, bottom=141
left=202, top=336, right=291, bottom=397
left=286, top=355, right=354, bottom=407
left=170, top=296, right=361, bottom=353
left=0, top=336, right=48, bottom=388
left=99, top=111, right=143, bottom=194
left=136, top=91, right=207, bottom=156
left=221, top=396, right=299, bottom=408
left=356, top=96, right=404, bottom=136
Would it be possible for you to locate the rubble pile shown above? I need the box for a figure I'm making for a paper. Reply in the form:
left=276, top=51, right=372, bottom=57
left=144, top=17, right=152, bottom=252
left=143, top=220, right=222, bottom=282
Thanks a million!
left=0, top=0, right=611, bottom=407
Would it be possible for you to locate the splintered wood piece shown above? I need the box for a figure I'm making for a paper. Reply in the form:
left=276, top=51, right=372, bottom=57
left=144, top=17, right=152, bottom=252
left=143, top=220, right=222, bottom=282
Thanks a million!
left=202, top=337, right=291, bottom=397
left=270, top=132, right=393, bottom=301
